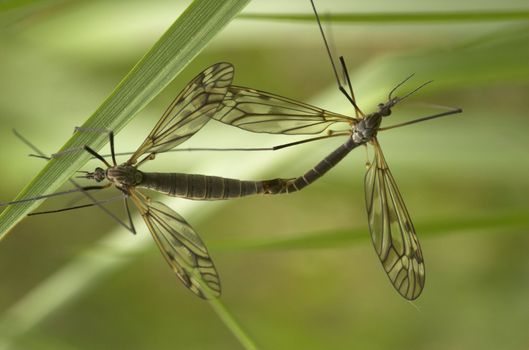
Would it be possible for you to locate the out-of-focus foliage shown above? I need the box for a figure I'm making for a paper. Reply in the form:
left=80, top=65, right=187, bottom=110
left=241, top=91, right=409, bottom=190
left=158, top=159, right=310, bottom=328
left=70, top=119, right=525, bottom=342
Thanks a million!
left=0, top=0, right=527, bottom=349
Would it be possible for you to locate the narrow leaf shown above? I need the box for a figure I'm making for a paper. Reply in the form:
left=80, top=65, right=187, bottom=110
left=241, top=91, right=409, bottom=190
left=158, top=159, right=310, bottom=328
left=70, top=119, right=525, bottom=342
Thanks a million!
left=0, top=0, right=250, bottom=240
left=212, top=212, right=529, bottom=251
left=239, top=10, right=529, bottom=23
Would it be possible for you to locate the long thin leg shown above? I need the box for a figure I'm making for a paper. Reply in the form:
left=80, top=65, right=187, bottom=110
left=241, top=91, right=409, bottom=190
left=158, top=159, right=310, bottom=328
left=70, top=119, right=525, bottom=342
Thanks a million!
left=378, top=108, right=462, bottom=131
left=80, top=184, right=112, bottom=191
left=84, top=145, right=111, bottom=167
left=123, top=197, right=136, bottom=235
left=0, top=187, right=103, bottom=206
left=67, top=132, right=350, bottom=160
left=28, top=194, right=125, bottom=216
left=64, top=183, right=112, bottom=206
left=52, top=127, right=117, bottom=165
left=78, top=127, right=116, bottom=166
left=309, top=0, right=356, bottom=106
left=51, top=146, right=85, bottom=158
left=12, top=129, right=136, bottom=233
left=339, top=56, right=365, bottom=118
left=66, top=180, right=135, bottom=233
left=310, top=0, right=340, bottom=90
left=108, top=131, right=117, bottom=166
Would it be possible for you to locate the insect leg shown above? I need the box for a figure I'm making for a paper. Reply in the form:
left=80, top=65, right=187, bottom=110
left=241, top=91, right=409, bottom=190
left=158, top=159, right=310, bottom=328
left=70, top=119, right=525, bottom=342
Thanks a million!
left=378, top=108, right=462, bottom=132
left=310, top=0, right=358, bottom=107
left=364, top=144, right=371, bottom=168
left=28, top=194, right=125, bottom=216
left=123, top=196, right=137, bottom=235
left=73, top=127, right=117, bottom=166
left=338, top=56, right=365, bottom=118
left=11, top=129, right=136, bottom=233
left=92, top=132, right=351, bottom=159
left=52, top=127, right=117, bottom=164
left=84, top=145, right=111, bottom=167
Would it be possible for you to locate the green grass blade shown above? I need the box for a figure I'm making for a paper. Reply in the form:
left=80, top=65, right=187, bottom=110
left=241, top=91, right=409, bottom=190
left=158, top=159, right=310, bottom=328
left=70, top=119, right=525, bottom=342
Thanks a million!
left=208, top=299, right=259, bottom=350
left=211, top=212, right=529, bottom=251
left=239, top=10, right=529, bottom=23
left=0, top=0, right=250, bottom=240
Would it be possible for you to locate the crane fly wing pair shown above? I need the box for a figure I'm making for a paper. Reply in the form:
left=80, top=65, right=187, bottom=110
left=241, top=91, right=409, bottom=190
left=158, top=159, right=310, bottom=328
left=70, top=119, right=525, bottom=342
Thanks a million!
left=129, top=62, right=235, bottom=164
left=214, top=85, right=355, bottom=134
left=130, top=191, right=220, bottom=298
left=365, top=138, right=425, bottom=300
left=214, top=86, right=425, bottom=299
left=126, top=63, right=234, bottom=298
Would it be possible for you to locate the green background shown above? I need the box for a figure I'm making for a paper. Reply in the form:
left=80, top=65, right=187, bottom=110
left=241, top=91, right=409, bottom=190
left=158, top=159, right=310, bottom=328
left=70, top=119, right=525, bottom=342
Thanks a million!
left=0, top=0, right=528, bottom=349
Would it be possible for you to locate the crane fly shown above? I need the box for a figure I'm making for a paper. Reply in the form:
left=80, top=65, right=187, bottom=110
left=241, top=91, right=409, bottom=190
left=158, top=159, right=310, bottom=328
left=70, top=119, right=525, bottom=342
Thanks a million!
left=209, top=1, right=463, bottom=300
left=1, top=62, right=284, bottom=299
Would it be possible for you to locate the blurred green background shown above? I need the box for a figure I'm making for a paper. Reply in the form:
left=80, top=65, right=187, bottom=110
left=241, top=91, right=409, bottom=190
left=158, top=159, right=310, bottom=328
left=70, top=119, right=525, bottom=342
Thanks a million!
left=0, top=0, right=528, bottom=349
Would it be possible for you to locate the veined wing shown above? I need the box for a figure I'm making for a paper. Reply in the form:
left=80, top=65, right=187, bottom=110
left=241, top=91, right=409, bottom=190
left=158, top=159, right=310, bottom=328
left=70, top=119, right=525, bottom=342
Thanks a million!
left=129, top=62, right=234, bottom=164
left=364, top=138, right=425, bottom=300
left=130, top=190, right=220, bottom=299
left=214, top=85, right=356, bottom=135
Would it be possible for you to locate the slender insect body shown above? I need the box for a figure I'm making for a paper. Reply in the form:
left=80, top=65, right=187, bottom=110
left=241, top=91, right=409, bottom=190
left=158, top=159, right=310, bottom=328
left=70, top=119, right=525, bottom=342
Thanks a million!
left=138, top=172, right=285, bottom=200
left=84, top=158, right=291, bottom=201
left=272, top=137, right=361, bottom=194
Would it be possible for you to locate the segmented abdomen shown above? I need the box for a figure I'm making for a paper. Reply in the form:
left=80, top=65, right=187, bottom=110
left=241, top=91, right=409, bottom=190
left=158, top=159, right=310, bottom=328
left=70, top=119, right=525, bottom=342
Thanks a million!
left=281, top=137, right=360, bottom=193
left=139, top=173, right=278, bottom=200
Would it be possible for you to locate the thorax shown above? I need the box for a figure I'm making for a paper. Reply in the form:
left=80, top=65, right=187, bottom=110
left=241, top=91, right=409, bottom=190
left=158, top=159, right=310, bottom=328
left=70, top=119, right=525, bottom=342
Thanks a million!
left=351, top=113, right=382, bottom=144
left=106, top=165, right=143, bottom=189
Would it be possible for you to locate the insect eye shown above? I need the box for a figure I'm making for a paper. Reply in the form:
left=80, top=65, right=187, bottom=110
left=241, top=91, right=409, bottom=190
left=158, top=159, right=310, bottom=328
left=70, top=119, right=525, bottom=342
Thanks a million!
left=92, top=167, right=106, bottom=182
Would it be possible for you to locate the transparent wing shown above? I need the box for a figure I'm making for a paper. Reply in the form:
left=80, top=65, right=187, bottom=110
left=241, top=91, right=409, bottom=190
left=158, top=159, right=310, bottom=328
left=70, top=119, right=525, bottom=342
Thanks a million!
left=129, top=62, right=234, bottom=164
left=130, top=190, right=221, bottom=299
left=364, top=138, right=425, bottom=300
left=214, top=85, right=356, bottom=135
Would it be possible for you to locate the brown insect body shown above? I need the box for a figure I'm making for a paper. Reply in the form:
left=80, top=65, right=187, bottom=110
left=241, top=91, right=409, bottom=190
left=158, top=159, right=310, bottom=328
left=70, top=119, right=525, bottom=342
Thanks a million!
left=212, top=67, right=460, bottom=300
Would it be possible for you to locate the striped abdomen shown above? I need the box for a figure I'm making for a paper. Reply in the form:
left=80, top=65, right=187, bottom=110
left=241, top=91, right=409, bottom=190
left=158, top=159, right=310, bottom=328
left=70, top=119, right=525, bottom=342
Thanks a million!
left=269, top=137, right=361, bottom=194
left=138, top=172, right=285, bottom=200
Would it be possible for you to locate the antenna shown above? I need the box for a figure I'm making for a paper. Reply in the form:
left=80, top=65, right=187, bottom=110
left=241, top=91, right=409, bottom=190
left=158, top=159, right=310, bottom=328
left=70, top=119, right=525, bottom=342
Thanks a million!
left=398, top=80, right=434, bottom=102
left=388, top=73, right=415, bottom=100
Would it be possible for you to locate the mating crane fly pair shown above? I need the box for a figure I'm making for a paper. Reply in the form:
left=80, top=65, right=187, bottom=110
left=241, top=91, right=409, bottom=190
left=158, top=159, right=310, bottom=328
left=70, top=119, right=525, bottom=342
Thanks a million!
left=1, top=0, right=461, bottom=300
